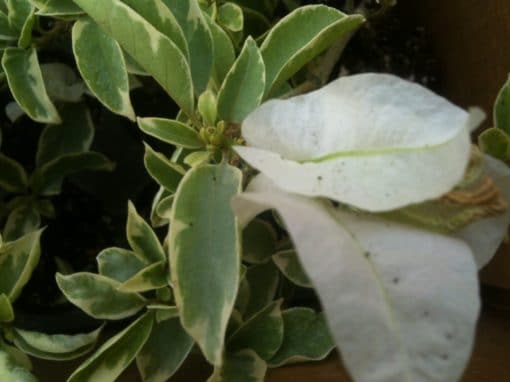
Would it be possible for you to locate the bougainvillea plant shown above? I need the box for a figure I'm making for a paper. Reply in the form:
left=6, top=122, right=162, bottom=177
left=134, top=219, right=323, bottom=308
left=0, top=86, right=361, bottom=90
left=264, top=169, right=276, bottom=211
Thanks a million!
left=0, top=0, right=509, bottom=382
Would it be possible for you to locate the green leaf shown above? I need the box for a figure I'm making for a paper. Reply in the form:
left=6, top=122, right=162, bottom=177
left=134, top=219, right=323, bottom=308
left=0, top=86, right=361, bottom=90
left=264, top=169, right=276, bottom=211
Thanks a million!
left=12, top=326, right=102, bottom=361
left=217, top=36, right=265, bottom=124
left=0, top=229, right=42, bottom=301
left=208, top=350, right=267, bottom=382
left=205, top=13, right=235, bottom=85
left=6, top=0, right=32, bottom=31
left=169, top=164, right=242, bottom=365
left=244, top=262, right=279, bottom=318
left=136, top=316, right=194, bottom=382
left=127, top=201, right=166, bottom=263
left=272, top=249, right=311, bottom=288
left=0, top=10, right=17, bottom=40
left=228, top=300, right=283, bottom=360
left=36, top=103, right=94, bottom=167
left=242, top=219, right=277, bottom=264
left=218, top=2, right=243, bottom=32
left=34, top=0, right=83, bottom=16
left=495, top=74, right=510, bottom=134
left=268, top=308, right=334, bottom=367
left=138, top=118, right=203, bottom=149
left=97, top=247, right=147, bottom=283
left=479, top=127, right=510, bottom=162
left=3, top=204, right=41, bottom=242
left=2, top=48, right=61, bottom=124
left=17, top=8, right=35, bottom=49
left=260, top=5, right=364, bottom=96
left=0, top=351, right=37, bottom=382
left=0, top=293, right=14, bottom=322
left=119, top=260, right=168, bottom=293
left=0, top=153, right=27, bottom=193
left=184, top=150, right=210, bottom=167
left=144, top=144, right=185, bottom=193
left=155, top=194, right=174, bottom=220
left=56, top=272, right=146, bottom=320
left=67, top=312, right=153, bottom=382
left=0, top=338, right=32, bottom=370
left=73, top=0, right=194, bottom=115
left=162, top=0, right=213, bottom=94
left=146, top=305, right=179, bottom=323
left=73, top=17, right=135, bottom=120
left=119, top=0, right=189, bottom=59
left=150, top=187, right=172, bottom=228
left=31, top=151, right=115, bottom=196
left=198, top=89, right=218, bottom=126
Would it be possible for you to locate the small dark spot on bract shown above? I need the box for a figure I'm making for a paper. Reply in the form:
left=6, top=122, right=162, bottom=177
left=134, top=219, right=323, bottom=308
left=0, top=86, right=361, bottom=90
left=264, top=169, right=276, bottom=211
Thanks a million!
left=445, top=332, right=453, bottom=340
left=392, top=277, right=400, bottom=284
left=317, top=176, right=323, bottom=181
left=440, top=354, right=449, bottom=361
left=332, top=201, right=340, bottom=208
left=212, top=176, right=217, bottom=181
left=423, top=310, right=430, bottom=317
left=189, top=222, right=193, bottom=227
left=365, top=251, right=371, bottom=258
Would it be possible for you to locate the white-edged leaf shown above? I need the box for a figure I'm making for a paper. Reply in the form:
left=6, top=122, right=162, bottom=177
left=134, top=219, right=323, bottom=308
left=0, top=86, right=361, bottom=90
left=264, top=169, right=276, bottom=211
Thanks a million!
left=12, top=326, right=102, bottom=361
left=40, top=63, right=86, bottom=103
left=73, top=0, right=194, bottom=115
left=162, top=0, right=214, bottom=94
left=56, top=272, right=146, bottom=320
left=205, top=13, right=235, bottom=86
left=144, top=144, right=185, bottom=193
left=2, top=48, right=61, bottom=124
left=119, top=260, right=168, bottom=293
left=0, top=229, right=42, bottom=301
left=67, top=312, right=153, bottom=382
left=0, top=293, right=14, bottom=322
left=169, top=164, right=242, bottom=365
left=3, top=204, right=41, bottom=242
left=136, top=316, right=194, bottom=382
left=242, top=219, right=277, bottom=264
left=138, top=118, right=203, bottom=149
left=217, top=36, right=265, bottom=124
left=237, top=73, right=475, bottom=212
left=127, top=201, right=166, bottom=263
left=233, top=175, right=480, bottom=382
left=217, top=2, right=243, bottom=32
left=97, top=247, right=147, bottom=283
left=208, top=349, right=267, bottom=382
left=272, top=249, right=311, bottom=288
left=228, top=300, right=283, bottom=360
left=244, top=261, right=279, bottom=318
left=34, top=0, right=83, bottom=16
left=260, top=5, right=364, bottom=95
left=494, top=74, right=510, bottom=134
left=268, top=307, right=334, bottom=367
left=6, top=0, right=32, bottom=31
left=0, top=350, right=36, bottom=382
left=73, top=17, right=135, bottom=120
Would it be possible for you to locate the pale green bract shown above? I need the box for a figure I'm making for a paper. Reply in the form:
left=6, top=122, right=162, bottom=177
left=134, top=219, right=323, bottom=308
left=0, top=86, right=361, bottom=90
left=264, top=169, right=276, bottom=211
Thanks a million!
left=235, top=73, right=477, bottom=212
left=233, top=175, right=480, bottom=382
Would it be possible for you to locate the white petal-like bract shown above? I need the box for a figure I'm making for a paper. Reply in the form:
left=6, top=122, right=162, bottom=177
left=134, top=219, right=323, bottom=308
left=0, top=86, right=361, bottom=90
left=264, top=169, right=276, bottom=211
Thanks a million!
left=237, top=73, right=475, bottom=212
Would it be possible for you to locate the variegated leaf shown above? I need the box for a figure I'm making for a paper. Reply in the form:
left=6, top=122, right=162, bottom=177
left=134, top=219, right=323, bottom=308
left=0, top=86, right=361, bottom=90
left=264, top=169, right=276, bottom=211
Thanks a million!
left=205, top=13, right=235, bottom=85
left=260, top=5, right=364, bottom=96
left=3, top=204, right=40, bottom=242
left=217, top=37, right=265, bottom=124
left=138, top=118, right=203, bottom=149
left=56, top=272, right=146, bottom=320
left=127, top=201, right=166, bottom=263
left=67, top=312, right=153, bottom=382
left=208, top=350, right=267, bottom=382
left=169, top=164, right=242, bottom=365
left=136, top=315, right=194, bottom=382
left=73, top=17, right=135, bottom=120
left=272, top=249, right=311, bottom=288
left=144, top=144, right=185, bottom=193
left=119, top=260, right=168, bottom=293
left=228, top=300, right=283, bottom=360
left=495, top=74, right=510, bottom=134
left=244, top=262, right=279, bottom=318
left=2, top=48, right=61, bottom=124
left=0, top=229, right=42, bottom=301
left=0, top=351, right=36, bottom=382
left=12, top=326, right=102, bottom=361
left=6, top=0, right=32, bottom=31
left=34, top=0, right=83, bottom=16
left=217, top=2, right=243, bottom=32
left=162, top=0, right=213, bottom=94
left=0, top=293, right=14, bottom=322
left=97, top=247, right=147, bottom=283
left=73, top=0, right=194, bottom=115
left=268, top=308, right=334, bottom=367
left=242, top=219, right=277, bottom=264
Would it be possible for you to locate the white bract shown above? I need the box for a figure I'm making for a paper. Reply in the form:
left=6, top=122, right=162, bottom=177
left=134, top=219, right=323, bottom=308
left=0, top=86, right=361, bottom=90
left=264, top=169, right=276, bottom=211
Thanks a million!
left=232, top=73, right=510, bottom=382
left=235, top=73, right=478, bottom=212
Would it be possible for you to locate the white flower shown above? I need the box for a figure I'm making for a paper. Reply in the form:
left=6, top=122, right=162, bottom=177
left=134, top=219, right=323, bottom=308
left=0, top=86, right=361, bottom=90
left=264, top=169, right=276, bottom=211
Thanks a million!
left=232, top=73, right=510, bottom=382
left=235, top=73, right=481, bottom=212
